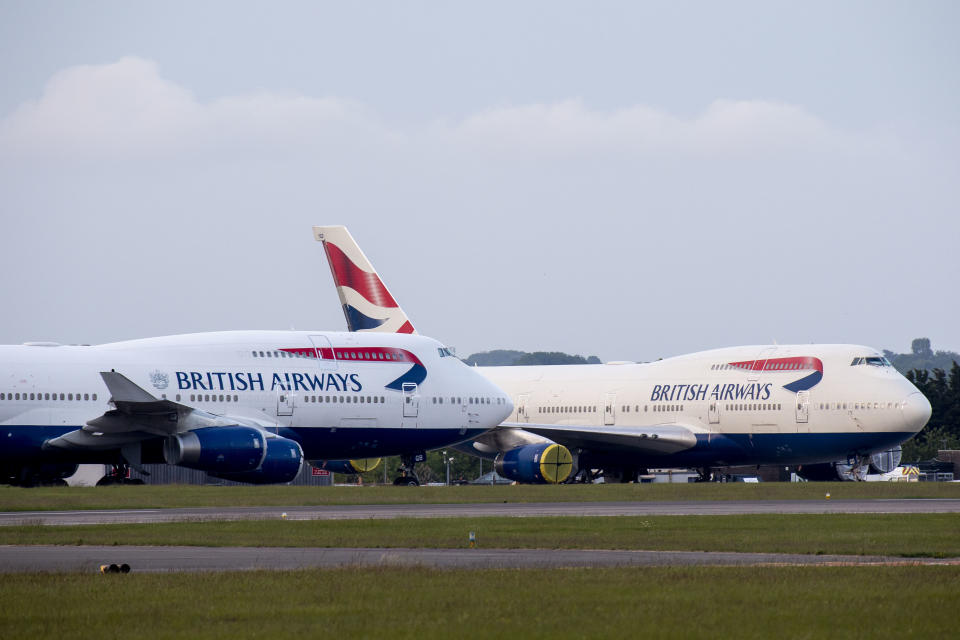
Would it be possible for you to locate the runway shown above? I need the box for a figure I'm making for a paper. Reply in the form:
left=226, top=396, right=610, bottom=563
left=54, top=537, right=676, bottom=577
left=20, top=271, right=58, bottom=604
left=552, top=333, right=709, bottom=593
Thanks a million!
left=2, top=498, right=960, bottom=526
left=1, top=544, right=957, bottom=573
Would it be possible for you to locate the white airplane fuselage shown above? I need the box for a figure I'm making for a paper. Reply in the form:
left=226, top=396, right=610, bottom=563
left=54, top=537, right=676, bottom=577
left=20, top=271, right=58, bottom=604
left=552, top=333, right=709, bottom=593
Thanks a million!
left=478, top=343, right=930, bottom=469
left=0, top=330, right=512, bottom=470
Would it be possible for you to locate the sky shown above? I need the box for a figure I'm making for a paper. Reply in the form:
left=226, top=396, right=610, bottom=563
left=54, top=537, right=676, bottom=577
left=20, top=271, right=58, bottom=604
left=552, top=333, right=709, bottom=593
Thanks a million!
left=0, top=1, right=957, bottom=362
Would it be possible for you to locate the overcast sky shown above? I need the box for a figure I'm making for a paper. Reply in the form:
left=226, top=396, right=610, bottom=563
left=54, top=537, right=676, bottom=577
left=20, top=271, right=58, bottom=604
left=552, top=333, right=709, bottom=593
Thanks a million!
left=1, top=1, right=957, bottom=362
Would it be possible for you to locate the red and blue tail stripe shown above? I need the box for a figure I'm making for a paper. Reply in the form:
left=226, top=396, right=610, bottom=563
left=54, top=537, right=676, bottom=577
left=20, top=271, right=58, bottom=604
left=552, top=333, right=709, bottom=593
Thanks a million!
left=322, top=241, right=415, bottom=334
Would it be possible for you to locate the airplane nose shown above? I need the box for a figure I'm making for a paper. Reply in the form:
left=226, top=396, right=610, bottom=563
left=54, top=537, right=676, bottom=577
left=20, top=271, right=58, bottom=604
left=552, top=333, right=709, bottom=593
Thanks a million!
left=901, top=392, right=932, bottom=432
left=502, top=394, right=514, bottom=420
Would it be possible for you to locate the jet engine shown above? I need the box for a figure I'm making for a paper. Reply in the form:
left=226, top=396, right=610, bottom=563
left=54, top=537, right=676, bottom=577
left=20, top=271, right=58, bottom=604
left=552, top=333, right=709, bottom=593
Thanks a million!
left=869, top=446, right=903, bottom=474
left=163, top=426, right=267, bottom=473
left=311, top=458, right=382, bottom=475
left=494, top=443, right=573, bottom=484
left=211, top=436, right=304, bottom=484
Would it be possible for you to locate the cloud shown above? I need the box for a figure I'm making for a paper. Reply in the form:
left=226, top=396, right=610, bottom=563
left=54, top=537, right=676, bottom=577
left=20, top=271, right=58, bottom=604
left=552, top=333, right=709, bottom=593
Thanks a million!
left=0, top=57, right=379, bottom=158
left=441, top=98, right=837, bottom=156
left=0, top=57, right=857, bottom=162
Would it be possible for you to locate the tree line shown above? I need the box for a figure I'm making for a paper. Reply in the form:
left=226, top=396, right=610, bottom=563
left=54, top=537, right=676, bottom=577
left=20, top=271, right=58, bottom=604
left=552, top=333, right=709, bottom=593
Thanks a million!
left=903, top=361, right=960, bottom=461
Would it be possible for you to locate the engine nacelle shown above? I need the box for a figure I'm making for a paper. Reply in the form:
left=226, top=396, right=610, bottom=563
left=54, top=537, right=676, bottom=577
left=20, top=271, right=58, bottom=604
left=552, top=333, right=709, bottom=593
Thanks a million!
left=311, top=458, right=382, bottom=475
left=163, top=426, right=267, bottom=473
left=869, top=446, right=903, bottom=474
left=495, top=443, right=573, bottom=484
left=211, top=436, right=304, bottom=484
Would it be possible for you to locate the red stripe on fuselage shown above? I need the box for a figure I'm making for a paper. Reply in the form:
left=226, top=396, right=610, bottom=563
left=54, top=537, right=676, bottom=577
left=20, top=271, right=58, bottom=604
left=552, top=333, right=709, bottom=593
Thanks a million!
left=323, top=241, right=398, bottom=309
left=728, top=356, right=824, bottom=373
left=280, top=346, right=422, bottom=366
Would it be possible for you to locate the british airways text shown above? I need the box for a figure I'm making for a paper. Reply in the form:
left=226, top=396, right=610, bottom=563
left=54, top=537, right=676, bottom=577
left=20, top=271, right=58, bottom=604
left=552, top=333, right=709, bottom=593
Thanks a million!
left=650, top=382, right=772, bottom=402
left=176, top=371, right=362, bottom=392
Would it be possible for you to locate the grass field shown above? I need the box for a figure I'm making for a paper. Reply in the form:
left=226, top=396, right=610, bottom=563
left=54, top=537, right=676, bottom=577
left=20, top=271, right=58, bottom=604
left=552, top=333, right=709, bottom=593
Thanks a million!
left=1, top=565, right=956, bottom=638
left=3, top=514, right=958, bottom=557
left=2, top=481, right=959, bottom=511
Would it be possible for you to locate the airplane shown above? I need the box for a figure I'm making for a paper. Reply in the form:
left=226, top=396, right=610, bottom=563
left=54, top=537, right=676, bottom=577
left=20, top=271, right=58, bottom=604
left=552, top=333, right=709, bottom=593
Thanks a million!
left=316, top=225, right=932, bottom=483
left=0, top=260, right=512, bottom=489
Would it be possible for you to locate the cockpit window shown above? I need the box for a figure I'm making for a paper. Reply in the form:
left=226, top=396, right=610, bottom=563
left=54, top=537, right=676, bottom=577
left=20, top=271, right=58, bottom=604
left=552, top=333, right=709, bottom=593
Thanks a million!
left=438, top=347, right=454, bottom=358
left=850, top=356, right=892, bottom=367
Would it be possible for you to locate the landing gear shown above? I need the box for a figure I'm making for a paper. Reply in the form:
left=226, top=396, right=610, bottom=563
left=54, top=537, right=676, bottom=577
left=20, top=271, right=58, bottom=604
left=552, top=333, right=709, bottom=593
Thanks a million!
left=696, top=467, right=714, bottom=483
left=392, top=453, right=423, bottom=486
left=568, top=468, right=601, bottom=483
left=5, top=464, right=78, bottom=487
left=96, top=464, right=146, bottom=486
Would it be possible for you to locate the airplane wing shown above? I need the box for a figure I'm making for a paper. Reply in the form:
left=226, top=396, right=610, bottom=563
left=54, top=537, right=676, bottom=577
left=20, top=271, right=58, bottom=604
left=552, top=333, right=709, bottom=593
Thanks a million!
left=44, top=372, right=264, bottom=451
left=497, top=422, right=698, bottom=455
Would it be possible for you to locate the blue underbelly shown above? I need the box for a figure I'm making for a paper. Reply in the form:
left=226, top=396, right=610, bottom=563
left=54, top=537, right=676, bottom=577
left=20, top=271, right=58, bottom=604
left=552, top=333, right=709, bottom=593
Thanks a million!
left=580, top=431, right=915, bottom=469
left=0, top=424, right=491, bottom=464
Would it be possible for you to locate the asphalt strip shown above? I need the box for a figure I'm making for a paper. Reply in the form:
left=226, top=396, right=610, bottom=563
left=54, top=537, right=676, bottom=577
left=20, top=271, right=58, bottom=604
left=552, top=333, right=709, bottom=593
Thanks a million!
left=3, top=499, right=960, bottom=526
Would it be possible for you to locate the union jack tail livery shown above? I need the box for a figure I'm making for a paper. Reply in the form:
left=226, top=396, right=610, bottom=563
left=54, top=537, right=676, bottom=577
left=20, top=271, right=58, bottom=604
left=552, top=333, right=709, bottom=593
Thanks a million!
left=313, top=226, right=416, bottom=334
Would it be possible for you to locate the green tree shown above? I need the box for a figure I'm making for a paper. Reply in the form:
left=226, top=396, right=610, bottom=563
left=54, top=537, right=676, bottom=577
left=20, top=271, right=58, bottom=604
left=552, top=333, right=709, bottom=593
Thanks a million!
left=903, top=361, right=960, bottom=462
left=465, top=349, right=603, bottom=366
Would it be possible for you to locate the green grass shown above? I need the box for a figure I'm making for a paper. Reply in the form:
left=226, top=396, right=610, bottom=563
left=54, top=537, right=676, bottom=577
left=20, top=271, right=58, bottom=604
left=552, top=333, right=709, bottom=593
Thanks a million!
left=2, top=481, right=959, bottom=511
left=3, top=514, right=959, bottom=557
left=1, top=566, right=956, bottom=639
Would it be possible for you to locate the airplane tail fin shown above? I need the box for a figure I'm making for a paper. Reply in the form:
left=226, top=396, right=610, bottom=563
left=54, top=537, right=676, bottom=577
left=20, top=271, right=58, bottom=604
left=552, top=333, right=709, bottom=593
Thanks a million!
left=313, top=226, right=417, bottom=334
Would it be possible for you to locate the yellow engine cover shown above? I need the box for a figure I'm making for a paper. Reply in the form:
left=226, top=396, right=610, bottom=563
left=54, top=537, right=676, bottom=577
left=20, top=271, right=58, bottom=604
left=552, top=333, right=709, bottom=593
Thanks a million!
left=538, top=444, right=573, bottom=484
left=349, top=458, right=381, bottom=473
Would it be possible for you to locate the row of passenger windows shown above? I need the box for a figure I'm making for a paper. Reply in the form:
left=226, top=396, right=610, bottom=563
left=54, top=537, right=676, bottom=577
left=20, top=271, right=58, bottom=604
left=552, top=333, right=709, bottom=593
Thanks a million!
left=190, top=394, right=239, bottom=403
left=0, top=392, right=97, bottom=402
left=710, top=362, right=807, bottom=371
left=432, top=397, right=504, bottom=405
left=252, top=350, right=309, bottom=359
left=622, top=405, right=682, bottom=413
left=818, top=401, right=898, bottom=410
left=538, top=406, right=596, bottom=414
left=336, top=351, right=404, bottom=361
left=303, top=395, right=386, bottom=404
left=250, top=349, right=409, bottom=361
left=725, top=403, right=782, bottom=411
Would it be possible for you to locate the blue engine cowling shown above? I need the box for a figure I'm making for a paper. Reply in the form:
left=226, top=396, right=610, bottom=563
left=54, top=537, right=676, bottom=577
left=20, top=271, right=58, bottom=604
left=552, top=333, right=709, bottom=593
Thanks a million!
left=211, top=436, right=304, bottom=484
left=494, top=443, right=574, bottom=484
left=163, top=426, right=267, bottom=473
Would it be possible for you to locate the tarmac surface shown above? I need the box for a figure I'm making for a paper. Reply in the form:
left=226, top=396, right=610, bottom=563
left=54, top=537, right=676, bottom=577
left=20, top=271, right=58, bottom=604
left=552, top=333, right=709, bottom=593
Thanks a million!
left=2, top=544, right=958, bottom=573
left=2, top=498, right=960, bottom=526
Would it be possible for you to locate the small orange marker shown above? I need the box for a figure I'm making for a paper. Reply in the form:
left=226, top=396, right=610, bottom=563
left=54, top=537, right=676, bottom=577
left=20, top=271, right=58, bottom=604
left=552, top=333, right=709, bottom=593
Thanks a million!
left=469, top=531, right=476, bottom=548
